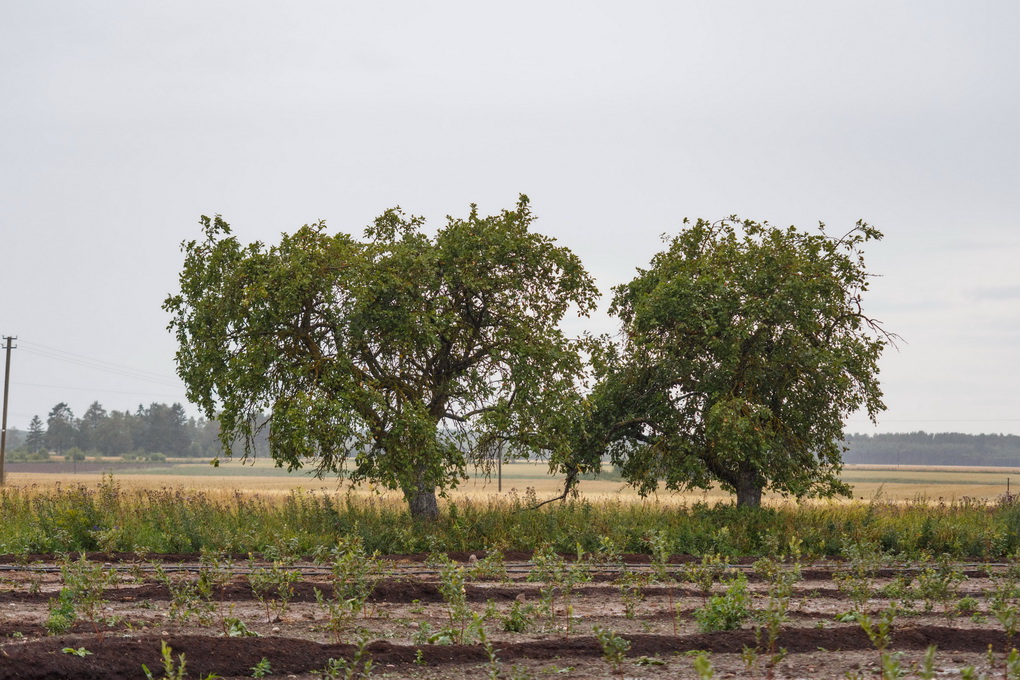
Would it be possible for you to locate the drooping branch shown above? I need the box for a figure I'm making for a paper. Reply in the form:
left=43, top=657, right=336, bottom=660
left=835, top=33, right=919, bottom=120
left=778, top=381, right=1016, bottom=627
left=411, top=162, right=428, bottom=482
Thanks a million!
left=523, top=465, right=579, bottom=511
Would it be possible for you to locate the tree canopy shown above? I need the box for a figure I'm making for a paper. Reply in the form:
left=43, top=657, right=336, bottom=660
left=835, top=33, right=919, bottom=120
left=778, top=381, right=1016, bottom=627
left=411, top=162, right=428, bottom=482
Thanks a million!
left=164, top=197, right=598, bottom=518
left=576, top=217, right=892, bottom=507
left=25, top=415, right=46, bottom=454
left=20, top=401, right=203, bottom=458
left=46, top=403, right=77, bottom=455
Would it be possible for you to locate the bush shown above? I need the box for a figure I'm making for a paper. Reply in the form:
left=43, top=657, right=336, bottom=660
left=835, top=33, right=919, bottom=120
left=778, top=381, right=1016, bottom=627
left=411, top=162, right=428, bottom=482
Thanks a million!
left=694, top=573, right=753, bottom=633
left=64, top=448, right=87, bottom=462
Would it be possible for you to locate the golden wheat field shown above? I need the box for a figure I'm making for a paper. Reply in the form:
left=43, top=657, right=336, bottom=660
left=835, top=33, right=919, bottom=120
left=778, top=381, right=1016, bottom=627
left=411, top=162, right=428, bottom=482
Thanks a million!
left=5, top=458, right=1019, bottom=506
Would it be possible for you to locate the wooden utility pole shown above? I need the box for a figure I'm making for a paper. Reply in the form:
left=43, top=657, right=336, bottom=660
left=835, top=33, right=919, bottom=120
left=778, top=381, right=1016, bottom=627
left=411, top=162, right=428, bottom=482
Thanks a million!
left=0, top=336, right=15, bottom=486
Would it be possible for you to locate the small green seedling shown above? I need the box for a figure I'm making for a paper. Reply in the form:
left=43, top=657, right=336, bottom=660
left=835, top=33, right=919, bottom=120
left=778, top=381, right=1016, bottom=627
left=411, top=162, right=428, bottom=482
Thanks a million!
left=251, top=657, right=272, bottom=678
left=593, top=626, right=630, bottom=674
left=693, top=651, right=715, bottom=680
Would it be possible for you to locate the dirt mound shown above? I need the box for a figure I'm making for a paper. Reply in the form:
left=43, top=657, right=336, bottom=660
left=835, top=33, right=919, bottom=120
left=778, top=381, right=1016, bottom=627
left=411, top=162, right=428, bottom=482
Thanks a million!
left=1, top=626, right=1004, bottom=680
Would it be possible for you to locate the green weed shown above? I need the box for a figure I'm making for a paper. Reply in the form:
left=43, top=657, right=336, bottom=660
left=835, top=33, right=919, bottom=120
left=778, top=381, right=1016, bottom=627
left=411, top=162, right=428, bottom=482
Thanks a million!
left=593, top=625, right=630, bottom=674
left=49, top=553, right=120, bottom=639
left=693, top=572, right=753, bottom=633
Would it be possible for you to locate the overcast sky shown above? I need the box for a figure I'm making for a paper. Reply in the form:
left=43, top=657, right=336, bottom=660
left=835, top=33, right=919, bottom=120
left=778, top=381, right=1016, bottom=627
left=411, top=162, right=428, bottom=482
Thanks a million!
left=1, top=2, right=1018, bottom=437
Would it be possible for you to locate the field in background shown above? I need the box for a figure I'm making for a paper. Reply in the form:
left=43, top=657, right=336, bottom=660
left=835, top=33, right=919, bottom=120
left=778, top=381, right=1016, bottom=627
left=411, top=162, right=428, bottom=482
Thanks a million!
left=5, top=459, right=1019, bottom=504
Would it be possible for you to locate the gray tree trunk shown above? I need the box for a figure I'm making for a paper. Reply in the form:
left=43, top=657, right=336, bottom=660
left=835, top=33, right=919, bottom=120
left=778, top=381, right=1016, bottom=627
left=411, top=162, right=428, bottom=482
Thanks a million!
left=406, top=480, right=440, bottom=520
left=734, top=469, right=763, bottom=508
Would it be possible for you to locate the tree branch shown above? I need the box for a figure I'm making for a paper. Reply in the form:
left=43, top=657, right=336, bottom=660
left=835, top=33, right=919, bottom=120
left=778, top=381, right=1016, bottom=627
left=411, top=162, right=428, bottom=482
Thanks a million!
left=522, top=466, right=579, bottom=511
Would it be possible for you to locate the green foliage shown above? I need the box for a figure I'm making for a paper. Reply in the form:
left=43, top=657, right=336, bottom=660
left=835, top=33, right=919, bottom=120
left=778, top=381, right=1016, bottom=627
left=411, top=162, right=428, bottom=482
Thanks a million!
left=501, top=599, right=536, bottom=633
left=324, top=535, right=382, bottom=612
left=693, top=572, right=753, bottom=633
left=164, top=198, right=598, bottom=518
left=616, top=570, right=649, bottom=620
left=582, top=217, right=890, bottom=507
left=61, top=646, right=92, bottom=657
left=881, top=573, right=920, bottom=613
left=154, top=563, right=213, bottom=625
left=960, top=665, right=986, bottom=680
left=916, top=553, right=966, bottom=616
left=152, top=550, right=234, bottom=630
left=880, top=651, right=905, bottom=680
left=317, top=633, right=375, bottom=679
left=692, top=651, right=715, bottom=680
left=428, top=553, right=472, bottom=644
left=685, top=552, right=730, bottom=601
left=646, top=530, right=675, bottom=583
left=8, top=480, right=1020, bottom=559
left=47, top=402, right=77, bottom=454
left=645, top=530, right=681, bottom=634
left=468, top=546, right=510, bottom=582
left=858, top=603, right=898, bottom=658
left=141, top=640, right=217, bottom=680
left=223, top=616, right=259, bottom=637
left=957, top=596, right=981, bottom=616
left=25, top=414, right=46, bottom=453
left=593, top=625, right=631, bottom=673
left=36, top=400, right=202, bottom=459
left=46, top=587, right=77, bottom=635
left=991, top=571, right=1020, bottom=640
left=527, top=542, right=591, bottom=636
left=248, top=554, right=300, bottom=623
left=313, top=535, right=383, bottom=643
left=473, top=612, right=502, bottom=680
left=250, top=657, right=272, bottom=678
left=751, top=541, right=801, bottom=674
left=916, top=645, right=938, bottom=680
left=834, top=540, right=885, bottom=613
left=411, top=620, right=448, bottom=646
left=1009, top=648, right=1020, bottom=680
left=50, top=553, right=120, bottom=639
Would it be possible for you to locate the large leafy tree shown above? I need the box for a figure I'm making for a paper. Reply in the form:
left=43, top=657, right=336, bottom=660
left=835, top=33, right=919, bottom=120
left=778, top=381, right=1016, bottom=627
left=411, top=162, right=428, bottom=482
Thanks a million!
left=46, top=402, right=78, bottom=454
left=93, top=410, right=135, bottom=456
left=138, top=402, right=192, bottom=457
left=580, top=217, right=892, bottom=507
left=78, top=401, right=108, bottom=452
left=165, top=197, right=598, bottom=518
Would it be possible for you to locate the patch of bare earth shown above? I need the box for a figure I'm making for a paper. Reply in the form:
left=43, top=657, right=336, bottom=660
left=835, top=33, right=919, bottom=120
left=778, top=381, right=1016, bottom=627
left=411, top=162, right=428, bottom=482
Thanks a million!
left=0, top=555, right=1014, bottom=679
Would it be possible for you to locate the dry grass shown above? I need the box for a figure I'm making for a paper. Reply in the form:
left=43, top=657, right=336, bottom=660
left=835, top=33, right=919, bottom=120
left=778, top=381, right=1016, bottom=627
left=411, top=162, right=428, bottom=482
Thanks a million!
left=5, top=460, right=1016, bottom=506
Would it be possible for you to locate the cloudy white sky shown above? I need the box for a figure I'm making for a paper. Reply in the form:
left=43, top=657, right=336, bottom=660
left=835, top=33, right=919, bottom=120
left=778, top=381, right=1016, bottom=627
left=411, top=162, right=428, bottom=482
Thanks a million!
left=1, top=2, right=1018, bottom=436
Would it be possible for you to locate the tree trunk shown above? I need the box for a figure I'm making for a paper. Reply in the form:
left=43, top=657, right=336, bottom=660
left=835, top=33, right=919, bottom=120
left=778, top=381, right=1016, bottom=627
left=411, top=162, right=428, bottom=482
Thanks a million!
left=734, top=469, right=763, bottom=508
left=405, top=479, right=440, bottom=520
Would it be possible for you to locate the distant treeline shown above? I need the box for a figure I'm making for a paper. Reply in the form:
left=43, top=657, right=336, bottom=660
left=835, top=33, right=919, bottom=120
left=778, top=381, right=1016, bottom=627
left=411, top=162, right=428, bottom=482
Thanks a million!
left=6, top=401, right=269, bottom=461
left=8, top=405, right=1018, bottom=470
left=844, top=432, right=1020, bottom=467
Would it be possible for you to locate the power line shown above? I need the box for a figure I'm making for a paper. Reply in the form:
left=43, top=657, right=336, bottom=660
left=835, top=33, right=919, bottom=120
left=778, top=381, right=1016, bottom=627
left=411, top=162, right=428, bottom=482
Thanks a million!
left=18, top=341, right=182, bottom=387
left=19, top=340, right=175, bottom=379
left=19, top=347, right=180, bottom=384
left=12, top=381, right=186, bottom=398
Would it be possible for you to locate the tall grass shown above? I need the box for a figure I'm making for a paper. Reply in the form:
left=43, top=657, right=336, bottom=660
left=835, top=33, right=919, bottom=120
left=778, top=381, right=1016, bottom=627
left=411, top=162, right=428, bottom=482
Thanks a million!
left=2, top=476, right=1019, bottom=559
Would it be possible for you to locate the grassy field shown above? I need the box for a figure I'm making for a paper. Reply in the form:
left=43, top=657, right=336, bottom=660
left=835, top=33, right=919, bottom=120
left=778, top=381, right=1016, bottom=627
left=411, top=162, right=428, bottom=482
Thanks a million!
left=5, top=459, right=1020, bottom=558
left=6, top=459, right=1019, bottom=504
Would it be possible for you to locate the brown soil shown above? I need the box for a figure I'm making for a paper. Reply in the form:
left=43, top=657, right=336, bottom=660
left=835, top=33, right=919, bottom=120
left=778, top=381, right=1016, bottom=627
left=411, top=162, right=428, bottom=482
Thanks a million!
left=0, top=556, right=1014, bottom=679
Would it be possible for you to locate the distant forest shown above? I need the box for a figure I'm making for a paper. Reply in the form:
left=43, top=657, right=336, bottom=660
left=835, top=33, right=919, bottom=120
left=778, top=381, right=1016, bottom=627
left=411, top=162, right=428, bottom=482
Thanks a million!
left=843, top=432, right=1020, bottom=467
left=5, top=400, right=270, bottom=462
left=6, top=402, right=1019, bottom=469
